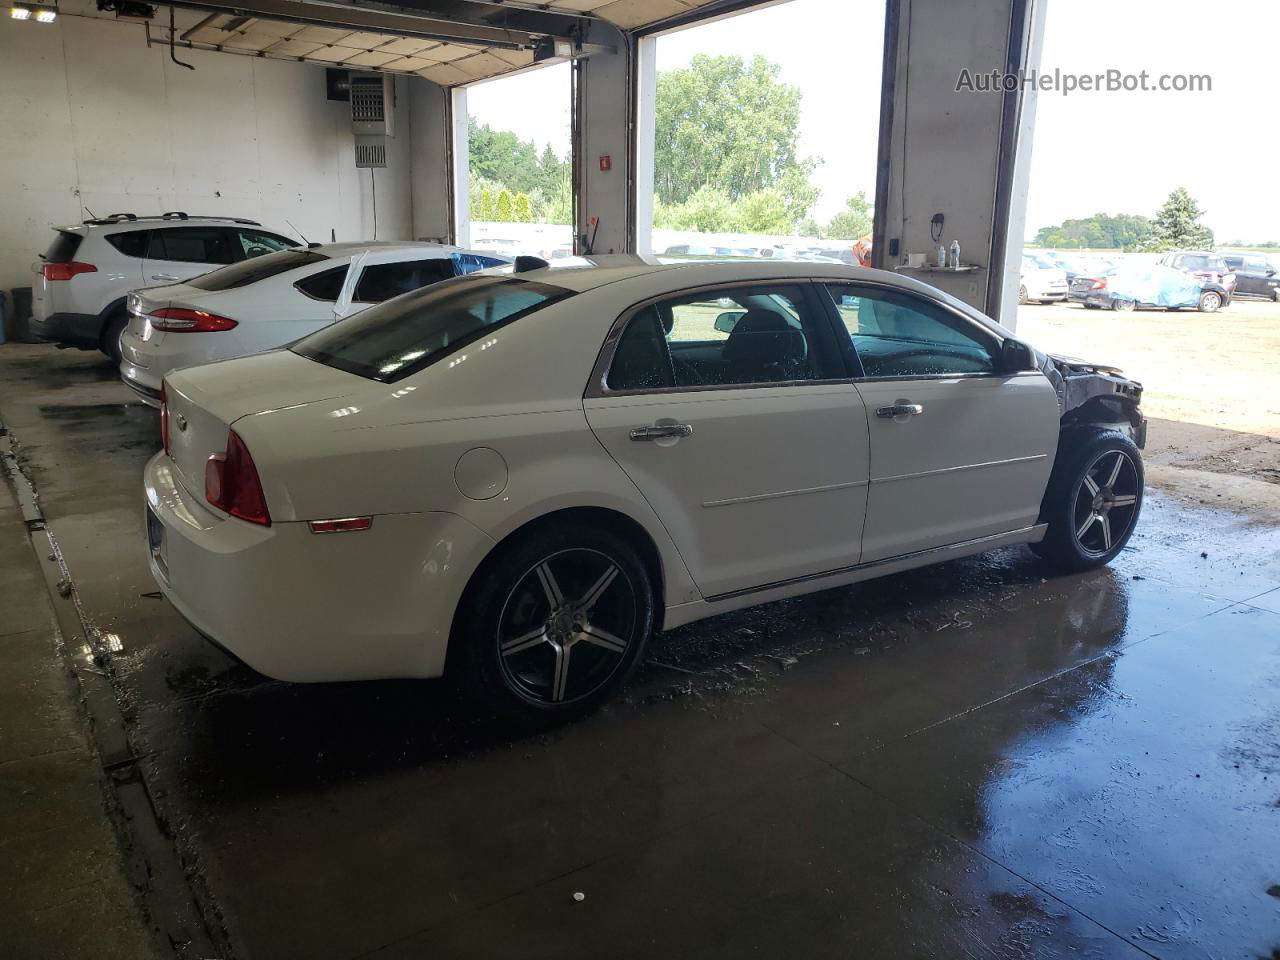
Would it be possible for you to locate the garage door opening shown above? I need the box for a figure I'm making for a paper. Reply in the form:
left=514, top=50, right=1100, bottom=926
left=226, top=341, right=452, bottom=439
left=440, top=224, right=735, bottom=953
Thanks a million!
left=636, top=0, right=886, bottom=264
left=1014, top=0, right=1279, bottom=510
left=461, top=63, right=573, bottom=260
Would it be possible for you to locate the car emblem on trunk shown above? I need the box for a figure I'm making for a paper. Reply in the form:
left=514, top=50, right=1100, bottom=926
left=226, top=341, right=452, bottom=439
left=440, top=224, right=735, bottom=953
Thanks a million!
left=176, top=414, right=188, bottom=432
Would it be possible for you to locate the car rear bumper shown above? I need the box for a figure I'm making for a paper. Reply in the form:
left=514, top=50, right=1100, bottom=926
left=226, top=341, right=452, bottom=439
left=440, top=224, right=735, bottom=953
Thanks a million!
left=121, top=370, right=162, bottom=408
left=143, top=451, right=493, bottom=682
left=29, top=312, right=101, bottom=349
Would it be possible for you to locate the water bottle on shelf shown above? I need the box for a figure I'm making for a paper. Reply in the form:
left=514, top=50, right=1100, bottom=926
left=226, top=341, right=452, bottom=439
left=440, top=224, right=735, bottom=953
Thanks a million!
left=936, top=245, right=947, bottom=268
left=949, top=240, right=961, bottom=270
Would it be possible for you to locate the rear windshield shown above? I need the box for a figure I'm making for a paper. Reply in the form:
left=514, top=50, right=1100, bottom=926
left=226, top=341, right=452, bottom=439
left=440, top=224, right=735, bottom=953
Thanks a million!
left=188, top=250, right=329, bottom=291
left=292, top=275, right=572, bottom=383
left=44, top=231, right=83, bottom=263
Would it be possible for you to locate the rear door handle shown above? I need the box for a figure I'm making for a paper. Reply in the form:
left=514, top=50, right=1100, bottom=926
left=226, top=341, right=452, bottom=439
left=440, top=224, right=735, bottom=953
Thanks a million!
left=875, top=403, right=924, bottom=419
left=151, top=273, right=180, bottom=282
left=629, top=423, right=693, bottom=441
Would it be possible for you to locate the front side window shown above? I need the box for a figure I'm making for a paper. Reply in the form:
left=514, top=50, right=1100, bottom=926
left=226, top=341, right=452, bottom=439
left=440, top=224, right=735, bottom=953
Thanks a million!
left=825, top=285, right=997, bottom=378
left=607, top=285, right=833, bottom=392
left=353, top=258, right=456, bottom=302
left=147, top=227, right=238, bottom=265
left=293, top=275, right=572, bottom=383
left=238, top=229, right=296, bottom=258
left=187, top=250, right=329, bottom=291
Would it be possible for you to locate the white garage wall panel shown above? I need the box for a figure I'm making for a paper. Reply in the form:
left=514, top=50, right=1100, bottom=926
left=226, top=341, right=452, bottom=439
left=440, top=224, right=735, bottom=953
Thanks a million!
left=0, top=16, right=417, bottom=292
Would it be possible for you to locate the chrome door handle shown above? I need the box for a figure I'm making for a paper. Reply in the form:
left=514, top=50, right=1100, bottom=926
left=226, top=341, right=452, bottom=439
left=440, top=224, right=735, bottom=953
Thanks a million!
left=629, top=423, right=693, bottom=441
left=151, top=273, right=180, bottom=281
left=876, top=403, right=924, bottom=418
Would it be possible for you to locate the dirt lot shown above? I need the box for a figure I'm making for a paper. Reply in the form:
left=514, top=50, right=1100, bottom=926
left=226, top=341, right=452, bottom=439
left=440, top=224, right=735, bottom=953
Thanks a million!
left=1018, top=297, right=1280, bottom=516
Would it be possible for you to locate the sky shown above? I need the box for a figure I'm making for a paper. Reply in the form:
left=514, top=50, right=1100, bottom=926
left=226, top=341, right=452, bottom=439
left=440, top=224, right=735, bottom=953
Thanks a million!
left=466, top=0, right=1279, bottom=242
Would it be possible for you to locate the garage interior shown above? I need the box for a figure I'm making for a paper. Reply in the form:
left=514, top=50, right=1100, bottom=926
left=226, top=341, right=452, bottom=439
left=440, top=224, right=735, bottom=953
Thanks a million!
left=2, top=0, right=1279, bottom=957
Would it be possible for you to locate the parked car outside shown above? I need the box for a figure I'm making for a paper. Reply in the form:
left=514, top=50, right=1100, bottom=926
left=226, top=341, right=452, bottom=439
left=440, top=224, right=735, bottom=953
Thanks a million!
left=1221, top=253, right=1280, bottom=301
left=119, top=242, right=508, bottom=407
left=31, top=213, right=296, bottom=361
left=1069, top=263, right=1229, bottom=312
left=145, top=257, right=1145, bottom=724
left=1019, top=252, right=1069, bottom=303
left=1156, top=251, right=1237, bottom=297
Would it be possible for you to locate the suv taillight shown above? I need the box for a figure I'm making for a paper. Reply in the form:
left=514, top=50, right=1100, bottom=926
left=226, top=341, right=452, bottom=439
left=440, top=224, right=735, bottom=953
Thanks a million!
left=150, top=308, right=237, bottom=333
left=42, top=261, right=97, bottom=281
left=205, top=430, right=270, bottom=526
left=159, top=382, right=171, bottom=456
left=1090, top=278, right=1107, bottom=290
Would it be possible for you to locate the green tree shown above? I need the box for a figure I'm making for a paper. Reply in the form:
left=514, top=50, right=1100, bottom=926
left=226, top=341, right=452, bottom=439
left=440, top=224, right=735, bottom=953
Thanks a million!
left=478, top=186, right=496, bottom=222
left=1034, top=212, right=1153, bottom=250
left=733, top=189, right=791, bottom=234
left=495, top=189, right=514, bottom=222
left=1144, top=187, right=1214, bottom=251
left=825, top=191, right=874, bottom=240
left=513, top=192, right=534, bottom=223
left=654, top=53, right=817, bottom=224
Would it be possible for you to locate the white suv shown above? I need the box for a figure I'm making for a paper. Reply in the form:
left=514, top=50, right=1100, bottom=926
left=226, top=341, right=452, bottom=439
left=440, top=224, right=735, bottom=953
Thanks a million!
left=30, top=213, right=296, bottom=361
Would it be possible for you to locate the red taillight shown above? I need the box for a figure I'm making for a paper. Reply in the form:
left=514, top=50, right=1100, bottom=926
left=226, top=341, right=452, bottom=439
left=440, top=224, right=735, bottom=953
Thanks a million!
left=1090, top=278, right=1108, bottom=290
left=205, top=430, right=270, bottom=526
left=159, top=382, right=171, bottom=456
left=42, top=261, right=97, bottom=281
left=149, top=308, right=237, bottom=333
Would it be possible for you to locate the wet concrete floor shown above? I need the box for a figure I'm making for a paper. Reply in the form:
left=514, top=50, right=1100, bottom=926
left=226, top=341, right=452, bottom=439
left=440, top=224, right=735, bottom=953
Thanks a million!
left=1, top=342, right=1279, bottom=959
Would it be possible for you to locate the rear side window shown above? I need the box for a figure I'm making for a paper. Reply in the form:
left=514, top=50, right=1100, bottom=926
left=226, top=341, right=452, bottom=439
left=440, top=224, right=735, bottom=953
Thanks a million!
left=147, top=227, right=238, bottom=265
left=294, top=265, right=348, bottom=302
left=293, top=275, right=572, bottom=382
left=105, top=231, right=150, bottom=258
left=352, top=258, right=456, bottom=302
left=44, top=231, right=83, bottom=263
left=188, top=250, right=329, bottom=291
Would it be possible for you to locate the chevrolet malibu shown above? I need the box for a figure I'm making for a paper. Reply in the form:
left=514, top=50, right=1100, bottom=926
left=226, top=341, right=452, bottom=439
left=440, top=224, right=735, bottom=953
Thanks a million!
left=145, top=258, right=1146, bottom=723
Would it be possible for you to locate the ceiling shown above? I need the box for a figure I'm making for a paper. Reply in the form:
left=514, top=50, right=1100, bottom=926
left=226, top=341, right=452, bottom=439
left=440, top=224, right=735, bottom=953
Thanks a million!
left=61, top=0, right=741, bottom=87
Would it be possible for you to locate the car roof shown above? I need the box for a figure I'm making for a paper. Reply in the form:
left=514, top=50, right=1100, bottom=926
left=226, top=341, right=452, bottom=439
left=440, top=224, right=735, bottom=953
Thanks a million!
left=309, top=240, right=461, bottom=258
left=59, top=214, right=274, bottom=233
left=507, top=255, right=1013, bottom=336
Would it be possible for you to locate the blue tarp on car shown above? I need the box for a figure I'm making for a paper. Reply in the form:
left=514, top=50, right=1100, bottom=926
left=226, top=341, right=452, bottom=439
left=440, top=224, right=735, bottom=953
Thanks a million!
left=1106, top=263, right=1202, bottom=307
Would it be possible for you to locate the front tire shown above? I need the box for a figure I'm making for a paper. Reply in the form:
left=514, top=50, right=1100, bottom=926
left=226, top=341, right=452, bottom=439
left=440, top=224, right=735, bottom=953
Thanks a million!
left=1112, top=297, right=1136, bottom=312
left=454, top=523, right=655, bottom=725
left=1032, top=429, right=1143, bottom=573
left=1018, top=285, right=1029, bottom=305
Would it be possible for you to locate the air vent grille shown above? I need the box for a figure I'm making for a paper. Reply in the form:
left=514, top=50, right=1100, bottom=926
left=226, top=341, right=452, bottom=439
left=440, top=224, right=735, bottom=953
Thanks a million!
left=355, top=139, right=387, bottom=168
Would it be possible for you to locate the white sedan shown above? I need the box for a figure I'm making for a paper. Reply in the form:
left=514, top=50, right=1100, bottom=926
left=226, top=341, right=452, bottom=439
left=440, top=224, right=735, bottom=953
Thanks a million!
left=119, top=241, right=507, bottom=406
left=144, top=257, right=1146, bottom=723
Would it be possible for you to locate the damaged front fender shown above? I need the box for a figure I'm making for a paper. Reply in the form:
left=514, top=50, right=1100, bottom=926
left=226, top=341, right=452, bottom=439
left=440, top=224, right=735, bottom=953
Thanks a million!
left=1040, top=353, right=1146, bottom=448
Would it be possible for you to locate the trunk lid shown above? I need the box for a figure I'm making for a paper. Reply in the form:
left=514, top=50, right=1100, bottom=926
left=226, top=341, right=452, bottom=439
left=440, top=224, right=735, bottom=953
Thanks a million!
left=126, top=284, right=239, bottom=361
left=163, top=350, right=363, bottom=500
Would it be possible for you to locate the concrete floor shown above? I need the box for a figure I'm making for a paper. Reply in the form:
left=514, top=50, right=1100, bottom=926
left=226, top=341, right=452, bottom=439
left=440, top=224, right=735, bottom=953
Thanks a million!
left=2, top=341, right=1279, bottom=959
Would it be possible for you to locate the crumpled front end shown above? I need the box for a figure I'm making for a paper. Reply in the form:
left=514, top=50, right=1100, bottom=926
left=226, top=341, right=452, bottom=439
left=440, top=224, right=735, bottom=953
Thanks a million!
left=1041, top=354, right=1146, bottom=448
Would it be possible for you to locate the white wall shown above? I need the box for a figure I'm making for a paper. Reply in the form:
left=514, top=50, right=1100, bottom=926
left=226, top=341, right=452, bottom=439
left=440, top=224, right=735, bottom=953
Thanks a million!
left=0, top=15, right=419, bottom=293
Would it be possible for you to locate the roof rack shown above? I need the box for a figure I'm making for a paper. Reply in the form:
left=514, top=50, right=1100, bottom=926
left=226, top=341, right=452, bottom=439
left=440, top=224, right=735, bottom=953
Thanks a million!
left=80, top=213, right=263, bottom=227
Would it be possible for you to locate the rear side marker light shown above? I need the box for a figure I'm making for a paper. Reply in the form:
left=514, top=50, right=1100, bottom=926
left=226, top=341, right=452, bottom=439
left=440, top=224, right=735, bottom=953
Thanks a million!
left=309, top=517, right=372, bottom=534
left=150, top=307, right=237, bottom=332
left=42, top=261, right=97, bottom=281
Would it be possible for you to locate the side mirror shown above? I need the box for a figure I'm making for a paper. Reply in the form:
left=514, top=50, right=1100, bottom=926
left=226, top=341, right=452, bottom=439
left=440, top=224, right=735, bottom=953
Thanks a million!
left=999, top=338, right=1037, bottom=374
left=1268, top=269, right=1277, bottom=277
left=714, top=310, right=745, bottom=334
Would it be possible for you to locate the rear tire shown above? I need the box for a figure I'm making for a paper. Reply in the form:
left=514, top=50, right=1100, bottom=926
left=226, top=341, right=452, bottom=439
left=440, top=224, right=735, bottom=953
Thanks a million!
left=1032, top=428, right=1143, bottom=573
left=453, top=523, right=654, bottom=725
left=99, top=309, right=128, bottom=363
left=1198, top=291, right=1222, bottom=313
left=1112, top=298, right=1136, bottom=312
left=1018, top=285, right=1029, bottom=305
